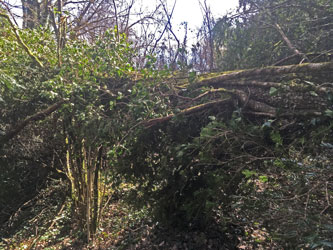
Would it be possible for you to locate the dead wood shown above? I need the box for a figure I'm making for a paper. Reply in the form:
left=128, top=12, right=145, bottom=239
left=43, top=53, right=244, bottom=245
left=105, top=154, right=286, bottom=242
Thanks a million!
left=197, top=62, right=333, bottom=87
left=144, top=62, right=333, bottom=128
left=144, top=98, right=232, bottom=128
left=0, top=100, right=66, bottom=145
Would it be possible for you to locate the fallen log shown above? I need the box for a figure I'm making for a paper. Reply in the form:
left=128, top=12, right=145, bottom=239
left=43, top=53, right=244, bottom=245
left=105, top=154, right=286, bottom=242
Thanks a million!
left=196, top=61, right=333, bottom=86
left=144, top=61, right=333, bottom=128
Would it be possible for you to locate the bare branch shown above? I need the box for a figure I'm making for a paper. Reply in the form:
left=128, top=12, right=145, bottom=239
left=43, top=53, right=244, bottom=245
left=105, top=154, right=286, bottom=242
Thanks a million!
left=0, top=100, right=66, bottom=145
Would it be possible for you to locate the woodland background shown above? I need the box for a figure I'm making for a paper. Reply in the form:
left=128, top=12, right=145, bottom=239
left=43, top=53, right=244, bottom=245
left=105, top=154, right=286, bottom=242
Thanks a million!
left=0, top=0, right=332, bottom=249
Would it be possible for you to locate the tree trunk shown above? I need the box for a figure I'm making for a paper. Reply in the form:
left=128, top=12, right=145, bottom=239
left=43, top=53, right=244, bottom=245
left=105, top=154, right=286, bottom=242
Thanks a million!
left=143, top=62, right=333, bottom=128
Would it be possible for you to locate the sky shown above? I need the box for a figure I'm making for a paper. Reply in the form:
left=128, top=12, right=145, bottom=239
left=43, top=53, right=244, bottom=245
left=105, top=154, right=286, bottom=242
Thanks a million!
left=5, top=0, right=239, bottom=43
left=148, top=0, right=239, bottom=43
left=172, top=0, right=238, bottom=29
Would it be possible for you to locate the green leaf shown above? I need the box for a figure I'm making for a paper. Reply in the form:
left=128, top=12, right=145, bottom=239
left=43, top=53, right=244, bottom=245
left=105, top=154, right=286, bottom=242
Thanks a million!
left=273, top=159, right=285, bottom=168
left=0, top=72, right=17, bottom=90
left=269, top=87, right=278, bottom=96
left=270, top=130, right=283, bottom=147
left=242, top=169, right=256, bottom=178
left=188, top=71, right=197, bottom=83
left=321, top=142, right=333, bottom=149
left=262, top=119, right=274, bottom=128
left=177, top=151, right=184, bottom=158
left=323, top=224, right=333, bottom=230
left=328, top=92, right=333, bottom=101
left=324, top=109, right=333, bottom=118
left=319, top=241, right=333, bottom=248
left=310, top=118, right=317, bottom=125
left=309, top=91, right=318, bottom=97
left=304, top=80, right=315, bottom=86
left=109, top=100, right=115, bottom=109
left=259, top=175, right=268, bottom=183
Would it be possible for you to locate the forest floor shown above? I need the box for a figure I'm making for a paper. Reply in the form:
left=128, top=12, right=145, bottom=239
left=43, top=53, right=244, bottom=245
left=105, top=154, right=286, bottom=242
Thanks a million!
left=0, top=181, right=268, bottom=250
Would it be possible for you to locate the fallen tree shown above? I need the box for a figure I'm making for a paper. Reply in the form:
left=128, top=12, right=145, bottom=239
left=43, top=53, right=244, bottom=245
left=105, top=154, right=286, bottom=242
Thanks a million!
left=112, top=60, right=333, bottom=248
left=143, top=61, right=333, bottom=128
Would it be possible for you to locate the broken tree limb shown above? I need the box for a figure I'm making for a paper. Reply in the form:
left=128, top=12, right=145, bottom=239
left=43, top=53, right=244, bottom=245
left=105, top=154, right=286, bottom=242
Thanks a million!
left=273, top=23, right=309, bottom=63
left=144, top=91, right=276, bottom=129
left=221, top=80, right=281, bottom=88
left=0, top=100, right=67, bottom=145
left=197, top=62, right=333, bottom=87
left=143, top=60, right=333, bottom=129
left=144, top=98, right=232, bottom=128
left=232, top=89, right=277, bottom=115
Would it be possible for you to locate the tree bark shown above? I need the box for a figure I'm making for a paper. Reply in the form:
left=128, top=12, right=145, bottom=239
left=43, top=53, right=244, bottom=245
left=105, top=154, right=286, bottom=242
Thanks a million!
left=143, top=61, right=333, bottom=128
left=0, top=100, right=66, bottom=145
left=144, top=98, right=232, bottom=128
left=197, top=62, right=333, bottom=87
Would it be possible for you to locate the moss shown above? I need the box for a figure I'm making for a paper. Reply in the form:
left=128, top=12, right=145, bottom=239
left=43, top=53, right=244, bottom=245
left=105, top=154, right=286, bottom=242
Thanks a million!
left=197, top=69, right=245, bottom=82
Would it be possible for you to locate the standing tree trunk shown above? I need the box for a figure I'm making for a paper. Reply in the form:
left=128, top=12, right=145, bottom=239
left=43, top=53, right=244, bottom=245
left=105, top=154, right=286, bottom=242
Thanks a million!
left=65, top=135, right=106, bottom=243
left=21, top=0, right=51, bottom=29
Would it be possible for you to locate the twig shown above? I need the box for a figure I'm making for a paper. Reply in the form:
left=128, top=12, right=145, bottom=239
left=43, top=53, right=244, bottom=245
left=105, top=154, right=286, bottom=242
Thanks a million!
left=320, top=181, right=331, bottom=215
left=273, top=23, right=309, bottom=63
left=26, top=200, right=66, bottom=250
left=0, top=0, right=19, bottom=27
left=304, top=192, right=310, bottom=219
